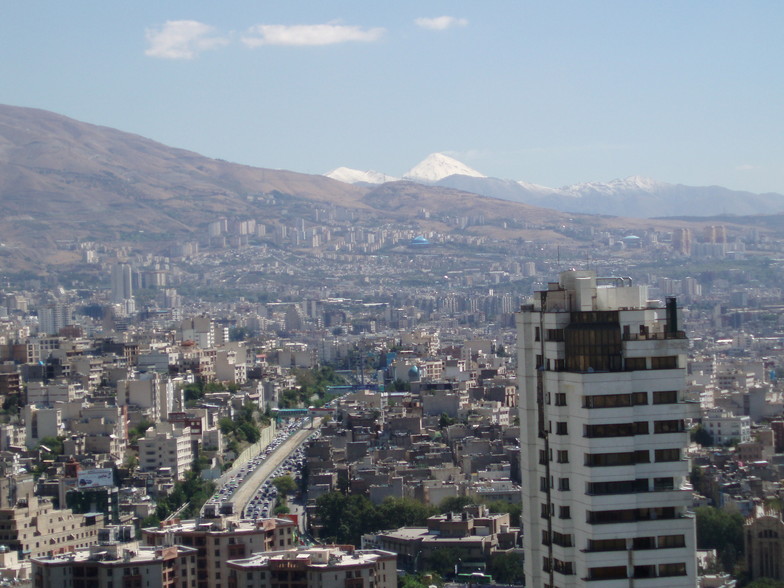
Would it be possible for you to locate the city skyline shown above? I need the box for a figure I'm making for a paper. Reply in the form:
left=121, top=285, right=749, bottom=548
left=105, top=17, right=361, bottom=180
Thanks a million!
left=2, top=2, right=783, bottom=195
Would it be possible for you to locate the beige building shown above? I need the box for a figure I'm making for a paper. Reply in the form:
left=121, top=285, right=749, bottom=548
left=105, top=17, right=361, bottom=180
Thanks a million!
left=138, top=422, right=193, bottom=480
left=0, top=496, right=104, bottom=559
left=143, top=515, right=298, bottom=588
left=32, top=538, right=196, bottom=588
left=362, top=506, right=516, bottom=572
left=227, top=545, right=397, bottom=588
left=745, top=512, right=784, bottom=581
left=23, top=404, right=62, bottom=449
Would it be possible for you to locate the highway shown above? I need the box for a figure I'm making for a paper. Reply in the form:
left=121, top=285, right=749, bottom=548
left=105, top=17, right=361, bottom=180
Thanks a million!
left=230, top=417, right=322, bottom=515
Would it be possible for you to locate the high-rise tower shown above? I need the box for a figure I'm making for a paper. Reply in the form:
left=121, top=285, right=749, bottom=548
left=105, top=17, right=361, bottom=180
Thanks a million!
left=111, top=262, right=133, bottom=303
left=517, top=270, right=696, bottom=587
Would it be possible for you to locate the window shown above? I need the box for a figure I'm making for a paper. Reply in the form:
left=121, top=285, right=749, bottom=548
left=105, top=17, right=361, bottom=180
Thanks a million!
left=634, top=565, right=656, bottom=578
left=559, top=506, right=571, bottom=519
left=552, top=532, right=572, bottom=547
left=554, top=559, right=574, bottom=575
left=655, top=449, right=681, bottom=463
left=625, top=357, right=647, bottom=371
left=540, top=503, right=551, bottom=519
left=587, top=479, right=648, bottom=495
left=540, top=477, right=550, bottom=492
left=564, top=314, right=623, bottom=372
left=658, top=563, right=687, bottom=577
left=587, top=538, right=626, bottom=552
left=653, top=477, right=674, bottom=491
left=541, top=530, right=551, bottom=546
left=654, top=419, right=685, bottom=434
left=583, top=393, right=647, bottom=408
left=557, top=450, right=569, bottom=464
left=658, top=535, right=686, bottom=549
left=539, top=449, right=548, bottom=465
left=585, top=450, right=649, bottom=467
left=546, top=329, right=564, bottom=342
left=651, top=356, right=678, bottom=369
left=588, top=507, right=677, bottom=525
left=555, top=393, right=567, bottom=406
left=556, top=422, right=568, bottom=435
left=585, top=421, right=648, bottom=438
left=588, top=566, right=627, bottom=581
left=653, top=390, right=678, bottom=404
left=633, top=536, right=655, bottom=550
left=558, top=478, right=570, bottom=491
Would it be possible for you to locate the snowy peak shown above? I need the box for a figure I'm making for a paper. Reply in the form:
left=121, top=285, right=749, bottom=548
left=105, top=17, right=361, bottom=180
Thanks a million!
left=403, top=153, right=486, bottom=183
left=563, top=175, right=668, bottom=196
left=326, top=167, right=399, bottom=185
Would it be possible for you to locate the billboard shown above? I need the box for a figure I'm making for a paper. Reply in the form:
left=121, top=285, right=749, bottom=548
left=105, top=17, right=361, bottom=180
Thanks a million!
left=77, top=468, right=114, bottom=489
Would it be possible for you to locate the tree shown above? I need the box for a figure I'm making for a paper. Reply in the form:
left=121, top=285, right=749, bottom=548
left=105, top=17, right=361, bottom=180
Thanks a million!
left=439, top=495, right=476, bottom=514
left=426, top=547, right=466, bottom=577
left=378, top=497, right=437, bottom=529
left=691, top=424, right=714, bottom=446
left=315, top=492, right=381, bottom=545
left=272, top=475, right=298, bottom=495
left=488, top=552, right=524, bottom=584
left=695, top=506, right=744, bottom=572
left=37, top=436, right=64, bottom=457
left=486, top=500, right=521, bottom=527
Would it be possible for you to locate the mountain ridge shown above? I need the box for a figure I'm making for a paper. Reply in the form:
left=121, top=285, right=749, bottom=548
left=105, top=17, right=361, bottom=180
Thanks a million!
left=326, top=153, right=784, bottom=217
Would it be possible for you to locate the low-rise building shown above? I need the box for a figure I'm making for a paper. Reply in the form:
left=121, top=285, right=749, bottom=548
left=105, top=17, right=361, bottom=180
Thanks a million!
left=227, top=545, right=397, bottom=588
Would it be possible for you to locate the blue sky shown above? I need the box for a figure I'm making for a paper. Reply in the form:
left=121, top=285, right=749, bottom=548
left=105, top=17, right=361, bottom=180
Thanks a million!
left=2, top=1, right=783, bottom=193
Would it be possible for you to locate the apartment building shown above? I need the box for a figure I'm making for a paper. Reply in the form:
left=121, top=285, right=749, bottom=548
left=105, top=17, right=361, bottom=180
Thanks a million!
left=517, top=270, right=697, bottom=587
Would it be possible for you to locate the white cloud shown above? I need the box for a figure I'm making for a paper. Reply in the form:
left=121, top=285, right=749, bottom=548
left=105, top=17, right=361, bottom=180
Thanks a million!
left=242, top=23, right=384, bottom=47
left=145, top=20, right=228, bottom=59
left=414, top=16, right=468, bottom=31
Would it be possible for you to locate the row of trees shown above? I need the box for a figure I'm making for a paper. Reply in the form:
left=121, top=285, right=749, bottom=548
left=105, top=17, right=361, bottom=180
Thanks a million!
left=279, top=366, right=345, bottom=408
left=315, top=492, right=521, bottom=573
left=314, top=491, right=524, bottom=583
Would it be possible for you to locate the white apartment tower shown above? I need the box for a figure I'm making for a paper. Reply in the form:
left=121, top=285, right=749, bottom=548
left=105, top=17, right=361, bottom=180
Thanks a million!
left=517, top=270, right=696, bottom=587
left=111, top=262, right=133, bottom=303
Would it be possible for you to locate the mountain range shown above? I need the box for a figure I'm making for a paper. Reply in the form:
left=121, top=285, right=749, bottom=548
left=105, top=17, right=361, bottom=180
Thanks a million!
left=326, top=153, right=784, bottom=218
left=0, top=104, right=779, bottom=273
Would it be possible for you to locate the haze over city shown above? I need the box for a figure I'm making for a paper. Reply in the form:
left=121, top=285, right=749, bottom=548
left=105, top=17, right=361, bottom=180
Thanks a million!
left=2, top=1, right=783, bottom=194
left=4, top=3, right=784, bottom=587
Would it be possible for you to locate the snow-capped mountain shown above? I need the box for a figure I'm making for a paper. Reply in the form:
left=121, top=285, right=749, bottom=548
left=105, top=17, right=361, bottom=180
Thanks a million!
left=403, top=152, right=485, bottom=183
left=325, top=167, right=399, bottom=185
left=325, top=153, right=784, bottom=217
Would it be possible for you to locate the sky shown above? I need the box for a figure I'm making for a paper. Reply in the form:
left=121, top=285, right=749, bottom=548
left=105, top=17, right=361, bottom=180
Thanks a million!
left=2, top=1, right=783, bottom=193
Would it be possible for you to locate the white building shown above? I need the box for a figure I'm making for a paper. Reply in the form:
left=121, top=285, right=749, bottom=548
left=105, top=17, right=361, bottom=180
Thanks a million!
left=702, top=407, right=751, bottom=446
left=110, top=262, right=133, bottom=303
left=517, top=270, right=697, bottom=587
left=138, top=422, right=193, bottom=480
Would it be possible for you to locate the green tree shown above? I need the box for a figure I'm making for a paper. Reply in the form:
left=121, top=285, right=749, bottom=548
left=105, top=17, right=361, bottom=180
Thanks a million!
left=691, top=424, right=714, bottom=446
left=315, top=491, right=381, bottom=545
left=439, top=495, right=476, bottom=514
left=488, top=551, right=525, bottom=584
left=695, top=506, right=744, bottom=572
left=37, top=436, right=64, bottom=457
left=486, top=500, right=522, bottom=527
left=745, top=579, right=784, bottom=588
left=426, top=547, right=466, bottom=577
left=378, top=497, right=438, bottom=529
left=272, top=475, right=298, bottom=495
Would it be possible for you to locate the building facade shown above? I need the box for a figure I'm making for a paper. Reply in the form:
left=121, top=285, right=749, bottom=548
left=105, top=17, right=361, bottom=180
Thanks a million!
left=226, top=545, right=397, bottom=588
left=745, top=512, right=784, bottom=581
left=517, top=270, right=697, bottom=587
